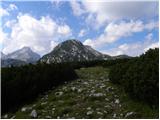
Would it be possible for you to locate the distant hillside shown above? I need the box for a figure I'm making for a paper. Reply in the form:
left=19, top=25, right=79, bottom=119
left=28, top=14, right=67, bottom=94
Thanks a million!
left=40, top=39, right=111, bottom=63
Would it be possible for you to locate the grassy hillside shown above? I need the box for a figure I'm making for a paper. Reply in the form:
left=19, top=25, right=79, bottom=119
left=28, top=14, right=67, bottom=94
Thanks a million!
left=3, top=67, right=158, bottom=119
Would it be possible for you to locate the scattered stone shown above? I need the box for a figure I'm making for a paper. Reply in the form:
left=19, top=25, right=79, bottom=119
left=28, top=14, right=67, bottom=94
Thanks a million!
left=84, top=82, right=89, bottom=85
left=125, top=112, right=135, bottom=118
left=106, top=78, right=110, bottom=82
left=96, top=108, right=100, bottom=111
left=115, top=99, right=120, bottom=104
left=87, top=107, right=91, bottom=110
left=30, top=110, right=37, bottom=118
left=55, top=92, right=63, bottom=96
left=97, top=112, right=103, bottom=115
left=119, top=104, right=122, bottom=107
left=90, top=90, right=95, bottom=93
left=57, top=116, right=60, bottom=119
left=104, top=111, right=107, bottom=114
left=52, top=108, right=55, bottom=111
left=87, top=111, right=93, bottom=115
left=11, top=115, right=16, bottom=119
left=71, top=87, right=76, bottom=91
left=4, top=114, right=8, bottom=119
left=41, top=102, right=47, bottom=105
left=114, top=95, right=118, bottom=98
left=21, top=107, right=27, bottom=112
left=105, top=98, right=109, bottom=101
left=45, top=116, right=52, bottom=119
left=113, top=113, right=117, bottom=118
left=58, top=100, right=64, bottom=103
left=120, top=113, right=123, bottom=117
left=52, top=111, right=55, bottom=114
left=77, top=88, right=82, bottom=93
left=44, top=95, right=48, bottom=99
left=89, top=79, right=93, bottom=82
left=62, top=86, right=67, bottom=91
left=70, top=117, right=75, bottom=119
left=77, top=79, right=81, bottom=82
left=92, top=93, right=104, bottom=97
left=106, top=87, right=114, bottom=92
left=104, top=105, right=110, bottom=108
left=32, top=104, right=36, bottom=107
left=100, top=77, right=104, bottom=80
left=100, top=85, right=106, bottom=89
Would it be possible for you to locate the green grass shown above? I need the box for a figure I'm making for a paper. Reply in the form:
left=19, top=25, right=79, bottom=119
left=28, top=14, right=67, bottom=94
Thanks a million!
left=3, top=66, right=158, bottom=119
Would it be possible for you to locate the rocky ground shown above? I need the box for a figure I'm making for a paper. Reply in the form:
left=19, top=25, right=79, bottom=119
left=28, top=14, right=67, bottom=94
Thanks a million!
left=3, top=67, right=158, bottom=119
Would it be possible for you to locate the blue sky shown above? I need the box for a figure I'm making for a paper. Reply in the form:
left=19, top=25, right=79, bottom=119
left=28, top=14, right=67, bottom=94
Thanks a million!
left=0, top=0, right=159, bottom=56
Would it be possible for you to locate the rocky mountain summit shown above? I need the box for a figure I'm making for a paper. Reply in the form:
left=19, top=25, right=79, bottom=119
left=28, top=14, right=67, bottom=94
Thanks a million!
left=1, top=47, right=40, bottom=67
left=40, top=40, right=111, bottom=63
left=6, top=47, right=40, bottom=63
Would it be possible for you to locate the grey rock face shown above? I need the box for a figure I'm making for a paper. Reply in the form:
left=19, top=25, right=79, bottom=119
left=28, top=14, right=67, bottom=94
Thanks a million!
left=40, top=39, right=111, bottom=63
left=6, top=47, right=40, bottom=63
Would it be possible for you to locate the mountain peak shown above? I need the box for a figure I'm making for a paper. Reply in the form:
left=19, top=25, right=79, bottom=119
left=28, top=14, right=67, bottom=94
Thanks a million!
left=6, top=47, right=40, bottom=63
left=59, top=39, right=83, bottom=46
left=22, top=46, right=31, bottom=50
left=20, top=46, right=33, bottom=52
left=40, top=39, right=111, bottom=63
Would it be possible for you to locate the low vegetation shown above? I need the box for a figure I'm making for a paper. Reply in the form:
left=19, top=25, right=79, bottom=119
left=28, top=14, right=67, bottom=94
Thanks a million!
left=2, top=63, right=78, bottom=114
left=1, top=48, right=159, bottom=118
left=109, top=48, right=159, bottom=107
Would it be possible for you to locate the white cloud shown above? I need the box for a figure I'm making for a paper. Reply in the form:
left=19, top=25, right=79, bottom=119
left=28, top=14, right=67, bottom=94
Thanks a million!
left=0, top=4, right=18, bottom=18
left=118, top=43, right=129, bottom=51
left=101, top=33, right=159, bottom=56
left=78, top=29, right=87, bottom=37
left=144, top=42, right=159, bottom=52
left=83, top=20, right=158, bottom=48
left=70, top=1, right=158, bottom=29
left=4, top=19, right=17, bottom=28
left=0, top=7, right=9, bottom=17
left=58, top=25, right=72, bottom=36
left=8, top=4, right=18, bottom=11
left=0, top=29, right=9, bottom=48
left=2, top=14, right=72, bottom=56
left=70, top=1, right=85, bottom=16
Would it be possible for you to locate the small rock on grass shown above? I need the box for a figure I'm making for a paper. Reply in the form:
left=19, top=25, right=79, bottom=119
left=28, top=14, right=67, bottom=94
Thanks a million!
left=55, top=92, right=63, bottom=96
left=21, top=107, right=27, bottom=112
left=125, top=112, right=135, bottom=118
left=30, top=109, right=37, bottom=118
left=3, top=114, right=8, bottom=119
left=45, top=116, right=52, bottom=119
left=87, top=111, right=93, bottom=115
left=113, top=113, right=117, bottom=118
left=115, top=99, right=120, bottom=104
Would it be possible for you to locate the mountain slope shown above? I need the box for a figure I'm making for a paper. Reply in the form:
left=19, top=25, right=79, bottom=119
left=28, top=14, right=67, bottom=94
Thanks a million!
left=112, top=55, right=131, bottom=59
left=40, top=40, right=111, bottom=63
left=1, top=52, right=7, bottom=60
left=1, top=59, right=27, bottom=67
left=5, top=67, right=158, bottom=119
left=6, top=47, right=40, bottom=63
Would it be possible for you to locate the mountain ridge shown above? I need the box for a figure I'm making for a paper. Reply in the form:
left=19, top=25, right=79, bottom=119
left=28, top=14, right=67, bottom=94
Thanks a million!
left=40, top=39, right=112, bottom=63
left=3, top=47, right=40, bottom=63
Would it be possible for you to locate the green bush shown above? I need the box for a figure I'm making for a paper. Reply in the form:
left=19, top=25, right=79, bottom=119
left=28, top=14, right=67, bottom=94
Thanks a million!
left=2, top=63, right=78, bottom=114
left=109, top=48, right=159, bottom=107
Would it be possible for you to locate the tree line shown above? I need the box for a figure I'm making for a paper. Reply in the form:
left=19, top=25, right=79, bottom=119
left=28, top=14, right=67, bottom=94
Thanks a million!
left=2, top=63, right=78, bottom=114
left=109, top=48, right=159, bottom=107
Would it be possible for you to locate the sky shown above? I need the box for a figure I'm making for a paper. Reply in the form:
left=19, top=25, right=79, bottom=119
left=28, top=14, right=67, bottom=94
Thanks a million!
left=0, top=0, right=159, bottom=57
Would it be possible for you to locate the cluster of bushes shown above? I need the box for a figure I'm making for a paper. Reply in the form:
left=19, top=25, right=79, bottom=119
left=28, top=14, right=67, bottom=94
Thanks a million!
left=109, top=48, right=159, bottom=107
left=68, top=58, right=131, bottom=69
left=2, top=63, right=78, bottom=113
